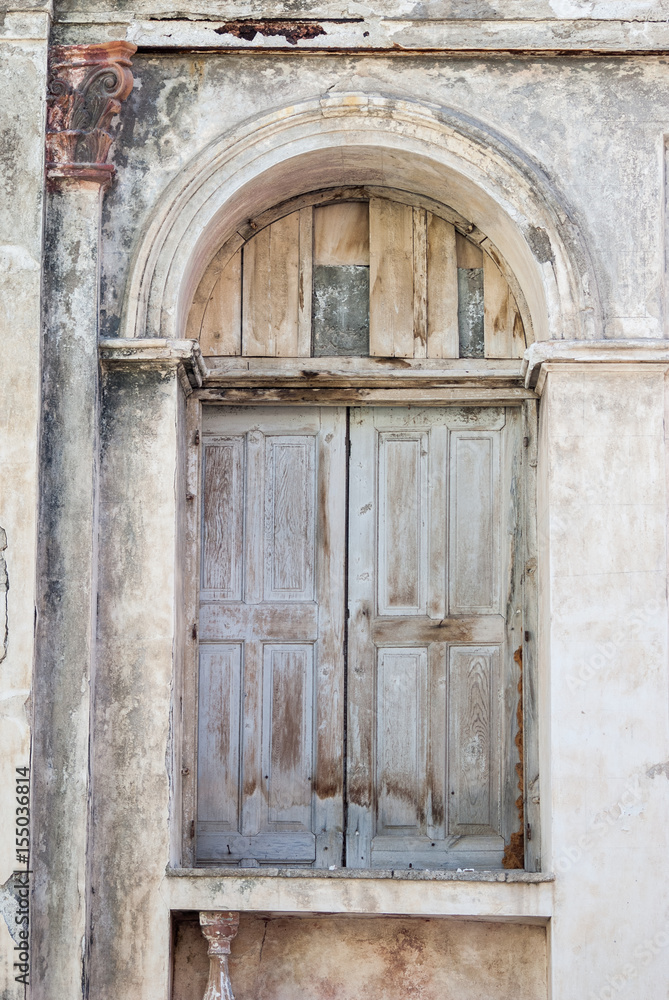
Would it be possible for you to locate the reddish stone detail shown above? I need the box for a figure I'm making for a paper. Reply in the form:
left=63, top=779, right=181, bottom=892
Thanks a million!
left=46, top=41, right=137, bottom=187
left=199, top=911, right=240, bottom=1000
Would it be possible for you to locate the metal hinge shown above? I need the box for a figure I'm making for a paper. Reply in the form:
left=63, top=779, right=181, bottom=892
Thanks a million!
left=526, top=823, right=532, bottom=842
left=190, top=819, right=195, bottom=839
left=194, top=429, right=200, bottom=446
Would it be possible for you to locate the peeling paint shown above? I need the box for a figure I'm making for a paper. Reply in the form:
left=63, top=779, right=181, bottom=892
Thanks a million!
left=214, top=21, right=327, bottom=45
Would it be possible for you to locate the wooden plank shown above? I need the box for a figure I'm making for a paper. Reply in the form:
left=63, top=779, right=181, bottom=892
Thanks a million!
left=427, top=423, right=448, bottom=620
left=523, top=399, right=540, bottom=872
left=483, top=253, right=526, bottom=359
left=427, top=643, right=447, bottom=842
left=199, top=248, right=242, bottom=357
left=199, top=602, right=318, bottom=641
left=448, top=646, right=501, bottom=836
left=314, top=407, right=346, bottom=867
left=201, top=387, right=535, bottom=407
left=242, top=213, right=300, bottom=357
left=205, top=355, right=525, bottom=383
left=372, top=615, right=505, bottom=646
left=346, top=407, right=377, bottom=867
left=297, top=207, right=313, bottom=358
left=313, top=201, right=369, bottom=265
left=369, top=199, right=415, bottom=358
left=413, top=208, right=428, bottom=358
left=196, top=828, right=316, bottom=865
left=426, top=214, right=459, bottom=359
left=456, top=232, right=484, bottom=268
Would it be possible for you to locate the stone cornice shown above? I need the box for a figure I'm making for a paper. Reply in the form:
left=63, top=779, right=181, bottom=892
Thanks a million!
left=46, top=40, right=136, bottom=188
left=98, top=338, right=206, bottom=394
left=523, top=339, right=669, bottom=391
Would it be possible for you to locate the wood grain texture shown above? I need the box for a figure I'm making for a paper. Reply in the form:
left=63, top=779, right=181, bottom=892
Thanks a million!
left=426, top=213, right=459, bottom=359
left=242, top=213, right=300, bottom=357
left=369, top=199, right=415, bottom=358
left=197, top=407, right=345, bottom=866
left=199, top=248, right=242, bottom=357
left=313, top=201, right=369, bottom=265
left=483, top=253, right=526, bottom=360
left=412, top=208, right=428, bottom=358
left=448, top=647, right=501, bottom=836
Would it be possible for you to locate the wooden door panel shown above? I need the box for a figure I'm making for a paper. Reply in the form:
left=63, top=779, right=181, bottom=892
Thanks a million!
left=448, top=646, right=501, bottom=836
left=347, top=406, right=520, bottom=870
left=201, top=438, right=244, bottom=601
left=263, top=644, right=314, bottom=827
left=197, top=406, right=345, bottom=866
left=376, top=647, right=428, bottom=834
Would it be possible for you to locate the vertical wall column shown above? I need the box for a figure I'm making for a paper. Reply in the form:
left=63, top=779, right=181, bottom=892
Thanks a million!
left=32, top=42, right=135, bottom=1000
left=0, top=8, right=50, bottom=998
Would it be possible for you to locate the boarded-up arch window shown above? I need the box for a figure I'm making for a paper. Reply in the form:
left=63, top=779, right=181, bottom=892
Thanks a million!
left=187, top=194, right=527, bottom=360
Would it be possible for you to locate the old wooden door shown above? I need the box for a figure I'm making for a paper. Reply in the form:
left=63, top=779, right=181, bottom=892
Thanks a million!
left=346, top=406, right=523, bottom=869
left=196, top=406, right=346, bottom=866
left=196, top=403, right=523, bottom=870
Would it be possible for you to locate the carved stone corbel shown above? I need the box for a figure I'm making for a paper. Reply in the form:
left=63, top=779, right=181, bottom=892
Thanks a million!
left=199, top=911, right=240, bottom=1000
left=46, top=41, right=137, bottom=187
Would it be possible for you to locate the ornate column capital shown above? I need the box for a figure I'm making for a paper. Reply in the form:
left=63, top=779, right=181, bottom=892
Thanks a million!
left=199, top=911, right=240, bottom=1000
left=46, top=41, right=137, bottom=188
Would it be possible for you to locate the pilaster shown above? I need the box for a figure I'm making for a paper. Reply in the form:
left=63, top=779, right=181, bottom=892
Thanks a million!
left=31, top=41, right=135, bottom=1000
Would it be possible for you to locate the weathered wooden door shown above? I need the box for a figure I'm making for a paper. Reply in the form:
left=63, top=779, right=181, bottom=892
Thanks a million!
left=346, top=406, right=523, bottom=869
left=196, top=406, right=346, bottom=866
left=197, top=403, right=523, bottom=870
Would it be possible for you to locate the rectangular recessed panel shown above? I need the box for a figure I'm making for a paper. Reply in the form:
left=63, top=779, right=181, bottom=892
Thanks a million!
left=197, top=645, right=242, bottom=828
left=378, top=433, right=428, bottom=615
left=263, top=645, right=314, bottom=827
left=457, top=268, right=484, bottom=358
left=202, top=439, right=244, bottom=600
left=312, top=264, right=370, bottom=357
left=264, top=436, right=315, bottom=601
left=449, top=432, right=499, bottom=614
left=448, top=646, right=500, bottom=835
left=376, top=648, right=427, bottom=834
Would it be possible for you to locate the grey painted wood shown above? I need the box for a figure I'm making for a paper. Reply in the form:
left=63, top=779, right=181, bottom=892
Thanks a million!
left=346, top=406, right=523, bottom=869
left=197, top=407, right=346, bottom=865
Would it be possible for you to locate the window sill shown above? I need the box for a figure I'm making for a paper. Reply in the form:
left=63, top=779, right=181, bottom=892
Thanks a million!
left=163, top=867, right=554, bottom=922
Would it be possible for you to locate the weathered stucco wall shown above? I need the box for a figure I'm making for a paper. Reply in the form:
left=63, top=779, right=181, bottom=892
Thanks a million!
left=99, top=52, right=669, bottom=347
left=173, top=914, right=548, bottom=1000
left=0, top=5, right=48, bottom=997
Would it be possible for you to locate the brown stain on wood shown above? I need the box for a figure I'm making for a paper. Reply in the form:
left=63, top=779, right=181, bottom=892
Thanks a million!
left=214, top=21, right=327, bottom=45
left=502, top=645, right=524, bottom=869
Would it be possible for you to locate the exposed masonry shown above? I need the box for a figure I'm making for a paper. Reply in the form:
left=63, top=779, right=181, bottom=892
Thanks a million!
left=214, top=21, right=327, bottom=45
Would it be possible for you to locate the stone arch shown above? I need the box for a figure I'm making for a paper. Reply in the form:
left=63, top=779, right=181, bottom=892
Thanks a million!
left=120, top=93, right=601, bottom=345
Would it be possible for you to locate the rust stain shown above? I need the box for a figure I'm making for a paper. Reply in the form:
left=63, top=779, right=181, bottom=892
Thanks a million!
left=214, top=20, right=327, bottom=45
left=502, top=645, right=524, bottom=870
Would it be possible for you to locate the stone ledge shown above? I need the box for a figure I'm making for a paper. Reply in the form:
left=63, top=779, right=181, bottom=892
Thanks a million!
left=523, top=338, right=669, bottom=391
left=99, top=337, right=206, bottom=391
left=167, top=866, right=554, bottom=883
left=51, top=16, right=669, bottom=53
left=162, top=868, right=554, bottom=920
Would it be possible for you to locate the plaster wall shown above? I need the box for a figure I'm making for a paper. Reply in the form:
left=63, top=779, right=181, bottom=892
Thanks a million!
left=98, top=53, right=669, bottom=348
left=173, top=914, right=548, bottom=1000
left=540, top=365, right=669, bottom=998
left=0, top=8, right=48, bottom=998
left=9, top=6, right=669, bottom=999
